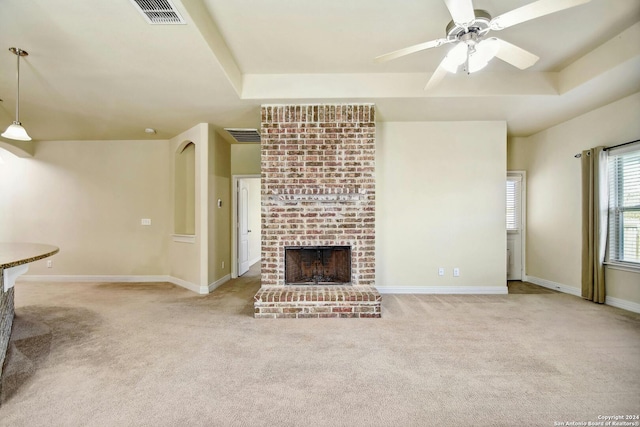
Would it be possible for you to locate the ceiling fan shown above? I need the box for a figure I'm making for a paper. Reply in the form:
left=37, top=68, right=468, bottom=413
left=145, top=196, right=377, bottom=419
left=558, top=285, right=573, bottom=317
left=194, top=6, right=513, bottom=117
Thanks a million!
left=375, top=0, right=591, bottom=90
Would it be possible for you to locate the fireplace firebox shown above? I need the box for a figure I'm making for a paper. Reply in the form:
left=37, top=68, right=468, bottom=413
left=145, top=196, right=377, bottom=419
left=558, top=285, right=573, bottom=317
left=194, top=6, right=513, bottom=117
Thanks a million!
left=285, top=246, right=351, bottom=285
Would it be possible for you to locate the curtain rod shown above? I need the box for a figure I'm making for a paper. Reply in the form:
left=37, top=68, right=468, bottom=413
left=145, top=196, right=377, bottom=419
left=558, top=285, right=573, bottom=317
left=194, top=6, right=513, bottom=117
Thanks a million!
left=574, top=139, right=640, bottom=158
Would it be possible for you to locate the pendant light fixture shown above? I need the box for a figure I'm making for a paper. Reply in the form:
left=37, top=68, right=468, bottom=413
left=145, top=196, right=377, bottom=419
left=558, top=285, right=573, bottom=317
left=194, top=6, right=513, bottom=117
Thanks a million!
left=2, top=47, right=32, bottom=141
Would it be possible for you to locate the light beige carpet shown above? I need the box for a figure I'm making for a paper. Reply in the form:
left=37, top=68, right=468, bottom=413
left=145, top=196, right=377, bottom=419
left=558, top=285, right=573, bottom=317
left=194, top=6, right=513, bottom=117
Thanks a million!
left=1, top=264, right=639, bottom=427
left=507, top=280, right=560, bottom=294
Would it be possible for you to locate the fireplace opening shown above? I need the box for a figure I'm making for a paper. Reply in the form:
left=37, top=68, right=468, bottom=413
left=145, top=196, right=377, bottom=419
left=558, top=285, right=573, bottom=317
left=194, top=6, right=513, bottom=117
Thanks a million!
left=285, top=246, right=351, bottom=285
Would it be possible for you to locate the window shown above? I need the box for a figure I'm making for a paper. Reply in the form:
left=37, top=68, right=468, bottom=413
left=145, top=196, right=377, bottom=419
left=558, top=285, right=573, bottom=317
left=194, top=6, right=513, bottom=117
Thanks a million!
left=607, top=143, right=640, bottom=265
left=506, top=175, right=522, bottom=231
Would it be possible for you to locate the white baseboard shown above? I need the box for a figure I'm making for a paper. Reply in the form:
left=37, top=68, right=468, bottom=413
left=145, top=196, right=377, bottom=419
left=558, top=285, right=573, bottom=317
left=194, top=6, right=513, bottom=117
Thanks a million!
left=18, top=275, right=169, bottom=283
left=525, top=275, right=581, bottom=296
left=208, top=274, right=230, bottom=293
left=167, top=276, right=205, bottom=294
left=249, top=256, right=261, bottom=267
left=376, top=286, right=508, bottom=295
left=605, top=296, right=640, bottom=314
left=526, top=275, right=640, bottom=314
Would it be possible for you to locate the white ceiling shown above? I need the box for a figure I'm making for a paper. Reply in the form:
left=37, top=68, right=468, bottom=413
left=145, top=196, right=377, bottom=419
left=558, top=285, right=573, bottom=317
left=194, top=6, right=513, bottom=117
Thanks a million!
left=0, top=0, right=639, bottom=143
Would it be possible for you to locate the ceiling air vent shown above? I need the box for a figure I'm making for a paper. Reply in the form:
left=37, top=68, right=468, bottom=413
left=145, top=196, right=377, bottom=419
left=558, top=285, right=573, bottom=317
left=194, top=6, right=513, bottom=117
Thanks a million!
left=225, top=128, right=261, bottom=143
left=129, top=0, right=185, bottom=25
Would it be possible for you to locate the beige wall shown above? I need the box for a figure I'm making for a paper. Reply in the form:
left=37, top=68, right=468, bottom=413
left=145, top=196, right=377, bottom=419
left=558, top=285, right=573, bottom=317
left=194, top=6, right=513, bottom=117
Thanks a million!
left=0, top=123, right=247, bottom=295
left=0, top=123, right=234, bottom=294
left=508, top=92, right=640, bottom=304
left=169, top=124, right=208, bottom=288
left=0, top=139, right=170, bottom=275
left=230, top=144, right=260, bottom=175
left=174, top=142, right=196, bottom=235
left=208, top=129, right=231, bottom=285
left=8, top=93, right=635, bottom=307
left=376, top=121, right=507, bottom=289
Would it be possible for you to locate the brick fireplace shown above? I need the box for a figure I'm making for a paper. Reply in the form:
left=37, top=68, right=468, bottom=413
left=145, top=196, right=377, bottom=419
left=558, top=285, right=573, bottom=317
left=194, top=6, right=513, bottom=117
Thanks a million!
left=254, top=104, right=381, bottom=318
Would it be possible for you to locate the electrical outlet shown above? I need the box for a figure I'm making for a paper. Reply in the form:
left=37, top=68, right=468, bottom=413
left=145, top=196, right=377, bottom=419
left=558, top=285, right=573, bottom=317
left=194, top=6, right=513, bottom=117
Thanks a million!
left=453, top=268, right=460, bottom=277
left=141, top=218, right=151, bottom=226
left=222, top=261, right=225, bottom=269
left=47, top=260, right=53, bottom=268
left=438, top=268, right=445, bottom=276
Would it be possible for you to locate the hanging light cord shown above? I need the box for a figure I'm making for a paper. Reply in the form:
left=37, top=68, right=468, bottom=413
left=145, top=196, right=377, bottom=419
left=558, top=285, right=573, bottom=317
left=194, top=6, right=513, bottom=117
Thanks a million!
left=8, top=47, right=28, bottom=125
left=15, top=48, right=22, bottom=123
left=9, top=47, right=29, bottom=123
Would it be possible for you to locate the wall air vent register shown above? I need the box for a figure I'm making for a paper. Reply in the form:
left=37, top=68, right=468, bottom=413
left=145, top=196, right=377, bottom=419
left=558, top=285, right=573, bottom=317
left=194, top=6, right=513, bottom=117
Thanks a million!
left=224, top=128, right=261, bottom=143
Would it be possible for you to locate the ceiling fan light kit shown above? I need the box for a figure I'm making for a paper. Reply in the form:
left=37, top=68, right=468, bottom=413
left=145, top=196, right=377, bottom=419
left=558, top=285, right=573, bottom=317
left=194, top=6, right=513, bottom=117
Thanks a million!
left=2, top=47, right=32, bottom=142
left=468, top=37, right=500, bottom=72
left=441, top=35, right=500, bottom=74
left=442, top=42, right=467, bottom=73
left=375, top=0, right=592, bottom=89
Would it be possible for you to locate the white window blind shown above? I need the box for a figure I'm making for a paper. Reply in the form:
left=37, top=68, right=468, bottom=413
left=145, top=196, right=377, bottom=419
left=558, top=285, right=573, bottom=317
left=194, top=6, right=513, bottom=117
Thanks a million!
left=607, top=143, right=640, bottom=265
left=506, top=176, right=522, bottom=231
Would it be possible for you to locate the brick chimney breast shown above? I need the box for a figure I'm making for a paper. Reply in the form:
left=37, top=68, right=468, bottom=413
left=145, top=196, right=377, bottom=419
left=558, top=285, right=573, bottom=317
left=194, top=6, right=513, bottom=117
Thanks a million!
left=255, top=104, right=380, bottom=318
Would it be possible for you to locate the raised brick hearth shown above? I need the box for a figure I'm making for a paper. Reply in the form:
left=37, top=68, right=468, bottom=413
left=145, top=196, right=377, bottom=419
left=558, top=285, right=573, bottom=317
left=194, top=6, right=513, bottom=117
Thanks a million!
left=255, top=104, right=380, bottom=318
left=254, top=286, right=381, bottom=319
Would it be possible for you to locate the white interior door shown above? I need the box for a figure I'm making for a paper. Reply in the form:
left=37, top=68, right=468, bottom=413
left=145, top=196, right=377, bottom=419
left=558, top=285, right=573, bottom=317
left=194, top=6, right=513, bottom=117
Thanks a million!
left=247, top=178, right=262, bottom=266
left=507, top=172, right=524, bottom=280
left=507, top=234, right=521, bottom=280
left=238, top=179, right=250, bottom=276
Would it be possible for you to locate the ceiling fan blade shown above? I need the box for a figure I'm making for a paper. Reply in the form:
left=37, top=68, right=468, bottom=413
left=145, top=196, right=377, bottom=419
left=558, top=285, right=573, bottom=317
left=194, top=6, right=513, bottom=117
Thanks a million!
left=425, top=60, right=449, bottom=91
left=444, top=0, right=476, bottom=25
left=490, top=0, right=591, bottom=30
left=493, top=38, right=539, bottom=69
left=375, top=38, right=450, bottom=63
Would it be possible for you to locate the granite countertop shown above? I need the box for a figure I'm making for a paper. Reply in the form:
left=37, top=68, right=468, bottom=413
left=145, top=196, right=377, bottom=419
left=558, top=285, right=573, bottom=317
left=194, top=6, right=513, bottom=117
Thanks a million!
left=0, top=243, right=60, bottom=269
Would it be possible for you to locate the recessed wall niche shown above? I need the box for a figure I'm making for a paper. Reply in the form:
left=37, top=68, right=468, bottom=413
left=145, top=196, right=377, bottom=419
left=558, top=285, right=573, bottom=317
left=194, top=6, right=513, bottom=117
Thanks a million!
left=174, top=141, right=195, bottom=235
